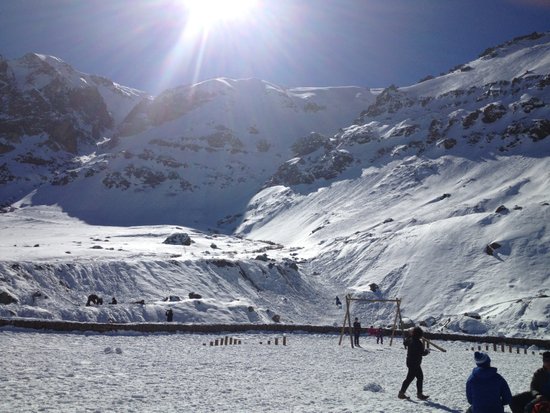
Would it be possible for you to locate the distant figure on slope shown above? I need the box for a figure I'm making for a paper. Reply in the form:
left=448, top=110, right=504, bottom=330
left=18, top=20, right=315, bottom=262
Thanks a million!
left=86, top=294, right=100, bottom=306
left=335, top=296, right=342, bottom=308
left=353, top=317, right=361, bottom=347
left=111, top=297, right=117, bottom=305
left=165, top=308, right=174, bottom=322
left=466, top=351, right=512, bottom=413
left=510, top=351, right=550, bottom=413
left=398, top=326, right=430, bottom=400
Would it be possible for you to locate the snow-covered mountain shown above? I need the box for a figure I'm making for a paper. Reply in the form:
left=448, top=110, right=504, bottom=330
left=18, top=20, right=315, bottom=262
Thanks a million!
left=0, top=32, right=548, bottom=339
left=0, top=56, right=374, bottom=227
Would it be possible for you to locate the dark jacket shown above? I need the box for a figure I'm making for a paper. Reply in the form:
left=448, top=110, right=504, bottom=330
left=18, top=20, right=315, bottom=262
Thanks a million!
left=466, top=366, right=512, bottom=413
left=353, top=321, right=361, bottom=336
left=531, top=368, right=550, bottom=398
left=405, top=337, right=428, bottom=367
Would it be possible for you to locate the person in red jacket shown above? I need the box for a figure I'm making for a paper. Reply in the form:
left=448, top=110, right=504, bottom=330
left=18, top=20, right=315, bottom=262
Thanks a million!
left=398, top=326, right=430, bottom=400
left=511, top=351, right=550, bottom=413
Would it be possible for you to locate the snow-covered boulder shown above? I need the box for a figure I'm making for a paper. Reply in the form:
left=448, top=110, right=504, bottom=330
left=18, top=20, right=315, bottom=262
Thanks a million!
left=163, top=233, right=191, bottom=246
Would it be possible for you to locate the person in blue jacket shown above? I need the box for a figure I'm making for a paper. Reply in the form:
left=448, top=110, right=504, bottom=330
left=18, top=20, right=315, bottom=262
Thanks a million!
left=466, top=351, right=512, bottom=413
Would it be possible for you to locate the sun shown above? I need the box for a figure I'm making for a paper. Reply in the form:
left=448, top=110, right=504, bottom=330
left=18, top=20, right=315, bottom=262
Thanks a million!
left=183, top=0, right=257, bottom=30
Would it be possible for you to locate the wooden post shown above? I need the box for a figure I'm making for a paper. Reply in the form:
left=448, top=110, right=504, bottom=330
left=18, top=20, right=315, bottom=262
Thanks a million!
left=224, top=336, right=228, bottom=346
left=339, top=295, right=351, bottom=346
left=501, top=344, right=505, bottom=352
left=347, top=295, right=354, bottom=348
left=509, top=345, right=512, bottom=353
left=493, top=343, right=497, bottom=351
left=390, top=298, right=401, bottom=346
left=283, top=336, right=287, bottom=346
left=275, top=338, right=279, bottom=345
left=423, top=338, right=446, bottom=352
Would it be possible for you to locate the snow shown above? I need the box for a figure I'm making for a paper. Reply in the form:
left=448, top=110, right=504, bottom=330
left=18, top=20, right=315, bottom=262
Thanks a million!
left=0, top=32, right=549, bottom=412
left=0, top=329, right=545, bottom=412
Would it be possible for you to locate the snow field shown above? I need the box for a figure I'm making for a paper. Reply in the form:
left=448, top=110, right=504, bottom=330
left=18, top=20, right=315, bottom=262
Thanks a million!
left=0, top=330, right=544, bottom=413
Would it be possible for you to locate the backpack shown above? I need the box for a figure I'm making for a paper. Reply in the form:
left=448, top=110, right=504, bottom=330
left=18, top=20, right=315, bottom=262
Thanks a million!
left=532, top=401, right=550, bottom=413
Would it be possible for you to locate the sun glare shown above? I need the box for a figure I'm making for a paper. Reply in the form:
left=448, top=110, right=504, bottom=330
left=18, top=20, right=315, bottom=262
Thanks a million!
left=183, top=0, right=257, bottom=29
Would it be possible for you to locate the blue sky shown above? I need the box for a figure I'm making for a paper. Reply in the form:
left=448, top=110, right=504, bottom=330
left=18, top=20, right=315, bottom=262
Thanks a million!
left=0, top=0, right=549, bottom=94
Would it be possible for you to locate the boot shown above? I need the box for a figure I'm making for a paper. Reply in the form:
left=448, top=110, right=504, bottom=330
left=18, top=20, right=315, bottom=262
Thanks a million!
left=398, top=392, right=410, bottom=400
left=417, top=393, right=429, bottom=400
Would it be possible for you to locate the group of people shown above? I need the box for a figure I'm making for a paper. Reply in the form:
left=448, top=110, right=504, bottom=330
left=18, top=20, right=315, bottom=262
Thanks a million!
left=86, top=294, right=117, bottom=306
left=351, top=317, right=385, bottom=347
left=397, top=326, right=550, bottom=413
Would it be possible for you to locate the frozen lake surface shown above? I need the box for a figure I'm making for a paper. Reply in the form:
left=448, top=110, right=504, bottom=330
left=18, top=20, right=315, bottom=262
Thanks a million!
left=0, top=329, right=544, bottom=412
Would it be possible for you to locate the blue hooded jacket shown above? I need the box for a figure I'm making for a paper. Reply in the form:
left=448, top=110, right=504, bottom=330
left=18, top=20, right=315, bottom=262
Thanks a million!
left=466, top=366, right=512, bottom=413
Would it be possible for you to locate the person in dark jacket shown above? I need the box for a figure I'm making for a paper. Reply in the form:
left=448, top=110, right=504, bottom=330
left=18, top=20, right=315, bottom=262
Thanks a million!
left=466, top=351, right=512, bottom=413
left=165, top=308, right=174, bottom=322
left=510, top=351, right=550, bottom=413
left=398, top=326, right=430, bottom=400
left=353, top=317, right=361, bottom=347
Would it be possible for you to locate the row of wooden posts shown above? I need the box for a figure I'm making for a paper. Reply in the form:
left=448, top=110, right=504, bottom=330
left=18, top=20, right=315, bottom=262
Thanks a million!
left=204, top=336, right=287, bottom=346
left=469, top=343, right=542, bottom=355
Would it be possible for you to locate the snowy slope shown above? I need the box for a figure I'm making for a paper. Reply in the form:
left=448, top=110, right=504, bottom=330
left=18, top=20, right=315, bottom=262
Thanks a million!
left=0, top=32, right=549, bottom=340
left=23, top=78, right=375, bottom=228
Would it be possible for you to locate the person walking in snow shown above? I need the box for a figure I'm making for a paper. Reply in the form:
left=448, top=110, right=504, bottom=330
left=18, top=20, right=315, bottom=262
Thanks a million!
left=335, top=296, right=342, bottom=308
left=376, top=327, right=384, bottom=344
left=165, top=308, right=173, bottom=322
left=510, top=351, right=550, bottom=413
left=466, top=351, right=512, bottom=413
left=398, top=326, right=430, bottom=400
left=353, top=317, right=361, bottom=347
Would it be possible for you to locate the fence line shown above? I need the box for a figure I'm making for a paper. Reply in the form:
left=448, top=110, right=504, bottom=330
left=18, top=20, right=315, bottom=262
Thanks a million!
left=0, top=318, right=548, bottom=349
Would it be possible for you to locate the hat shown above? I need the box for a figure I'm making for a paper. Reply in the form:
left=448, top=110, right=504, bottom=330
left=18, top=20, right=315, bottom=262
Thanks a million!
left=474, top=351, right=491, bottom=367
left=543, top=351, right=550, bottom=362
left=411, top=326, right=423, bottom=338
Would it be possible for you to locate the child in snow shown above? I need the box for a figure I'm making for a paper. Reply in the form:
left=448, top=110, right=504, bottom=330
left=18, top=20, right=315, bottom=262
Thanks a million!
left=466, top=351, right=512, bottom=413
left=376, top=327, right=384, bottom=344
left=398, top=326, right=430, bottom=400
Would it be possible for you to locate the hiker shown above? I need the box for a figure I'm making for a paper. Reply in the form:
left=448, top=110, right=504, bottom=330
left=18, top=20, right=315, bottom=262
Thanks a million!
left=398, top=326, right=430, bottom=400
left=353, top=317, right=361, bottom=347
left=335, top=296, right=342, bottom=308
left=510, top=351, right=550, bottom=413
left=376, top=327, right=384, bottom=344
left=466, top=351, right=512, bottom=413
left=111, top=297, right=117, bottom=304
left=165, top=308, right=174, bottom=322
left=86, top=294, right=100, bottom=306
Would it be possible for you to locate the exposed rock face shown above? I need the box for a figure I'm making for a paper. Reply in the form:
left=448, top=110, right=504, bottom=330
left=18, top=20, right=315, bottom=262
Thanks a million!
left=265, top=62, right=549, bottom=188
left=0, top=54, right=113, bottom=153
left=0, top=54, right=146, bottom=204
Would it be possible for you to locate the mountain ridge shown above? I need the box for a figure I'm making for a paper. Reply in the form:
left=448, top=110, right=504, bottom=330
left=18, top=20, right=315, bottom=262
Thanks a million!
left=0, top=32, right=548, bottom=339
